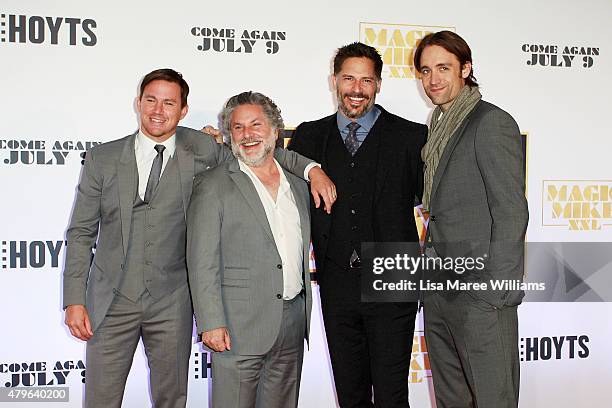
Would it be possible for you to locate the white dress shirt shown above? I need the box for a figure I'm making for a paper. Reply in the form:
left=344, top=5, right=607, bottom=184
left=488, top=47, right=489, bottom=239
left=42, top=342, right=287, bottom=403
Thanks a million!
left=135, top=131, right=176, bottom=201
left=239, top=159, right=304, bottom=300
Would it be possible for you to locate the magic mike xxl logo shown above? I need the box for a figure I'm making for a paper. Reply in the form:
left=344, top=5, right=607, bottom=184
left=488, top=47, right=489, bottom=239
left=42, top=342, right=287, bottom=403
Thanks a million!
left=1, top=240, right=66, bottom=270
left=0, top=360, right=85, bottom=387
left=0, top=13, right=97, bottom=46
left=360, top=23, right=454, bottom=79
left=409, top=331, right=431, bottom=383
left=522, top=44, right=599, bottom=68
left=190, top=26, right=285, bottom=54
left=542, top=181, right=612, bottom=230
left=520, top=335, right=589, bottom=362
left=0, top=139, right=101, bottom=165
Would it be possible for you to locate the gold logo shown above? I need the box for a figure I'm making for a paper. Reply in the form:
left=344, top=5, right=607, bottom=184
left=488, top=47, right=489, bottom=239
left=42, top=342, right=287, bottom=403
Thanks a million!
left=409, top=330, right=432, bottom=383
left=542, top=180, right=612, bottom=230
left=359, top=23, right=455, bottom=79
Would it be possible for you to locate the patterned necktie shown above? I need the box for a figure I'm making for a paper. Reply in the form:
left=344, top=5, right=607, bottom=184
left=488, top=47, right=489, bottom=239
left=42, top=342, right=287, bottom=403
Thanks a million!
left=344, top=122, right=361, bottom=156
left=144, top=144, right=166, bottom=203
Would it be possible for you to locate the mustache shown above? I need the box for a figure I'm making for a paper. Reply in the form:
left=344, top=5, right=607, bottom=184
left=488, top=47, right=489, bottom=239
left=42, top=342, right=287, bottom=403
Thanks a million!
left=239, top=138, right=263, bottom=146
left=343, top=92, right=369, bottom=99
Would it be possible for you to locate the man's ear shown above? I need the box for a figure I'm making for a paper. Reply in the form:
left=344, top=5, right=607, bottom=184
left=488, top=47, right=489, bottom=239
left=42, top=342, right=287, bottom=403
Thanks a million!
left=180, top=104, right=189, bottom=120
left=461, top=62, right=472, bottom=79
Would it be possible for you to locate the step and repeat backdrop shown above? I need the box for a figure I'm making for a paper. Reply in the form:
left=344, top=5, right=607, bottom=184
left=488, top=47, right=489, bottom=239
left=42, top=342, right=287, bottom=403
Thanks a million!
left=1, top=0, right=611, bottom=406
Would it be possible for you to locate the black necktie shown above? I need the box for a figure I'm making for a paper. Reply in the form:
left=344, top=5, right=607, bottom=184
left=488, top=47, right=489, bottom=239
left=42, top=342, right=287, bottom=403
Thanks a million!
left=144, top=144, right=165, bottom=203
left=344, top=122, right=361, bottom=156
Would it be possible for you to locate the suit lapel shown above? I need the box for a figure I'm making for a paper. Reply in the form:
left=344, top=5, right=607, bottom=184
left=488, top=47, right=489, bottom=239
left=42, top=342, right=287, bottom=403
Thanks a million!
left=175, top=129, right=195, bottom=218
left=227, top=160, right=276, bottom=244
left=117, top=133, right=138, bottom=258
left=429, top=102, right=481, bottom=204
left=372, top=108, right=393, bottom=201
left=319, top=116, right=336, bottom=168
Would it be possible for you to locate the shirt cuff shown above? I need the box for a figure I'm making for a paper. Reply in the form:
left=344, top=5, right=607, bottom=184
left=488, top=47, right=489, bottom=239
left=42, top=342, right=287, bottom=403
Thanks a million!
left=304, top=162, right=321, bottom=180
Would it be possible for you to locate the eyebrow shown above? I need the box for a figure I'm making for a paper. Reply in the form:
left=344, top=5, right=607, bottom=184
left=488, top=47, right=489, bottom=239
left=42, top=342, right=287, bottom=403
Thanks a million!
left=232, top=117, right=265, bottom=126
left=421, top=62, right=451, bottom=70
left=143, top=94, right=178, bottom=103
left=342, top=74, right=375, bottom=80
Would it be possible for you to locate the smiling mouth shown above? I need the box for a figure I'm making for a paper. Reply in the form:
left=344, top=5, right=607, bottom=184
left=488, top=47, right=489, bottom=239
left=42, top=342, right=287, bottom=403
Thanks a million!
left=346, top=95, right=367, bottom=106
left=240, top=140, right=263, bottom=149
left=149, top=117, right=165, bottom=125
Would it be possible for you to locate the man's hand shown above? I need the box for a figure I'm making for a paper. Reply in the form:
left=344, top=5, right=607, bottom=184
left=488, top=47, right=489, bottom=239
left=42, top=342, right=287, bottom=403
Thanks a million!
left=201, top=125, right=223, bottom=144
left=202, top=327, right=231, bottom=352
left=308, top=166, right=336, bottom=214
left=65, top=305, right=93, bottom=341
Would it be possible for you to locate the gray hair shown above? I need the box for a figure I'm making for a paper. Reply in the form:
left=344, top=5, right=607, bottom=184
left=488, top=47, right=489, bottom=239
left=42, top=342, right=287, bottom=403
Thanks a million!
left=220, top=91, right=284, bottom=140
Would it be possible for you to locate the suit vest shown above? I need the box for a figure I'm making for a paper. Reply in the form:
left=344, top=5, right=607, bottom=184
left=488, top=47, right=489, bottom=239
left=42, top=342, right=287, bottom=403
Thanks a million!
left=118, top=155, right=186, bottom=301
left=324, top=127, right=380, bottom=268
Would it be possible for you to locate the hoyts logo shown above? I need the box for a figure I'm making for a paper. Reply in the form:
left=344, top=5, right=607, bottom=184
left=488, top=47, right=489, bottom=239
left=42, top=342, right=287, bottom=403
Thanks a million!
left=520, top=335, right=589, bottom=362
left=1, top=240, right=66, bottom=270
left=193, top=351, right=212, bottom=379
left=0, top=13, right=97, bottom=46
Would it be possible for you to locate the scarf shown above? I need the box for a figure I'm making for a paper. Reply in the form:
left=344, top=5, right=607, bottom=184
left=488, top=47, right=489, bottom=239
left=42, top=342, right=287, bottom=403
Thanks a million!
left=421, top=85, right=481, bottom=211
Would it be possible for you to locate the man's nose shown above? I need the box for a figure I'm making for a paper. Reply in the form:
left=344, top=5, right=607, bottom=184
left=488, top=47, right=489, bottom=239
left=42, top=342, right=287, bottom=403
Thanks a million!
left=430, top=71, right=441, bottom=85
left=153, top=101, right=163, bottom=113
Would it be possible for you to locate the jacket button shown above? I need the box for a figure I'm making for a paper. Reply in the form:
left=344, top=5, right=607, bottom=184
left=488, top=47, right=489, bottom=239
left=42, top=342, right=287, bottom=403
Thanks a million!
left=276, top=294, right=282, bottom=299
left=350, top=162, right=355, bottom=168
left=277, top=264, right=282, bottom=269
left=430, top=215, right=436, bottom=222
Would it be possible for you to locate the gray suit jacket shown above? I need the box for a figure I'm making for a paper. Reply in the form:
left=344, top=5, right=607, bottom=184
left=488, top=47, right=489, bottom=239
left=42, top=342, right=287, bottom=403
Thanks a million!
left=187, top=158, right=313, bottom=356
left=63, top=126, right=312, bottom=331
left=427, top=100, right=529, bottom=308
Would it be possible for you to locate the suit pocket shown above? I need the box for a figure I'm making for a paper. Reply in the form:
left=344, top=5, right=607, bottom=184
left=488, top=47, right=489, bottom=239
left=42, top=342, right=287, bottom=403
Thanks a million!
left=222, top=267, right=249, bottom=300
left=223, top=266, right=250, bottom=281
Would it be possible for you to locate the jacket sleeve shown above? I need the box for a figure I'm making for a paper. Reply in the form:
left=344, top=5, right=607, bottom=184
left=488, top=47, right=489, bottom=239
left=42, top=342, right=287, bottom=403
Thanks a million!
left=474, top=109, right=529, bottom=305
left=287, top=123, right=319, bottom=162
left=186, top=174, right=227, bottom=333
left=63, top=149, right=102, bottom=308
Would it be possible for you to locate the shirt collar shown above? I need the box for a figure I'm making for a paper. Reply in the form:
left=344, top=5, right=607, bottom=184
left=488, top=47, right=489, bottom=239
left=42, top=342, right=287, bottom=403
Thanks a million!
left=336, top=105, right=381, bottom=133
left=136, top=130, right=177, bottom=157
left=238, top=158, right=290, bottom=193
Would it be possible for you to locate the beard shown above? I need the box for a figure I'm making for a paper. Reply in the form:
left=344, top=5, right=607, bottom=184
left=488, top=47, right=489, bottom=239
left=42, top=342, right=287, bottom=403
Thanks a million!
left=336, top=89, right=376, bottom=119
left=231, top=137, right=275, bottom=167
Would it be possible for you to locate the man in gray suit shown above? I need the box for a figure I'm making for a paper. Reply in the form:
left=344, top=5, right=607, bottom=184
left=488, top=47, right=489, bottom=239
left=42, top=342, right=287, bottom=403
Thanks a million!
left=63, top=70, right=333, bottom=408
left=187, top=91, right=312, bottom=408
left=413, top=32, right=529, bottom=408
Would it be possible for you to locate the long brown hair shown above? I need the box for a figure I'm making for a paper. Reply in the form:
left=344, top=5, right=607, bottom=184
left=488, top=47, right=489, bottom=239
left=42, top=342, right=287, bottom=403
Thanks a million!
left=414, top=31, right=478, bottom=87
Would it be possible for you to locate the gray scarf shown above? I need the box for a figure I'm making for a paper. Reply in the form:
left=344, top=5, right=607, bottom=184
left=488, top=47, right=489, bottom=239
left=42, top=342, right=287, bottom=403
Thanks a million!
left=421, top=86, right=481, bottom=211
